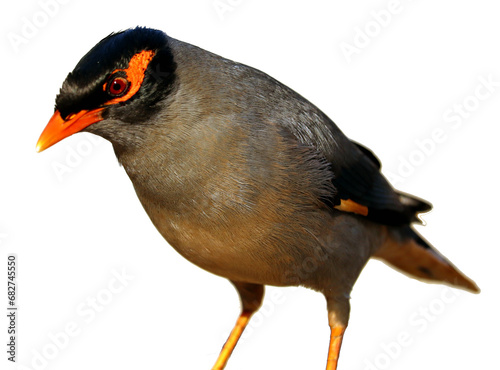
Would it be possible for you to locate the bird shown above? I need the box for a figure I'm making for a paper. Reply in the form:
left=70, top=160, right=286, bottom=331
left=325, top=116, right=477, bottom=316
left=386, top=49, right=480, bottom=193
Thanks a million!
left=36, top=27, right=479, bottom=369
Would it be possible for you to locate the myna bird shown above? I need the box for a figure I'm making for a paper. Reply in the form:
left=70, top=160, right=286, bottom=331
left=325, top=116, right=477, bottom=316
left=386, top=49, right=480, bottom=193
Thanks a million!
left=36, top=27, right=479, bottom=369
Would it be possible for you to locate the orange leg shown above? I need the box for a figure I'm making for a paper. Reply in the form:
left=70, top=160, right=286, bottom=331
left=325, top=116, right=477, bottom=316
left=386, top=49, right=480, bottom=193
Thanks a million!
left=326, top=325, right=346, bottom=370
left=212, top=310, right=254, bottom=370
left=212, top=282, right=264, bottom=370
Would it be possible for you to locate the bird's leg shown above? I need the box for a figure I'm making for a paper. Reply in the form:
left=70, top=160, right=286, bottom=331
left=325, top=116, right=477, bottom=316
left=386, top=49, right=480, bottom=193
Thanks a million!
left=326, top=325, right=346, bottom=370
left=212, top=282, right=264, bottom=370
left=325, top=297, right=350, bottom=370
left=212, top=310, right=252, bottom=370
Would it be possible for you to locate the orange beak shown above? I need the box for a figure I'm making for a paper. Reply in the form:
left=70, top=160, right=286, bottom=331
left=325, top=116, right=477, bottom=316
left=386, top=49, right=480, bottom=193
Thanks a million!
left=36, top=108, right=104, bottom=153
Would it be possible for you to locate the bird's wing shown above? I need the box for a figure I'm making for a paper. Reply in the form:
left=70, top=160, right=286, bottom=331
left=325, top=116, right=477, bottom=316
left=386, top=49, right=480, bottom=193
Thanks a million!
left=278, top=111, right=430, bottom=226
left=332, top=139, right=431, bottom=225
left=233, top=64, right=430, bottom=225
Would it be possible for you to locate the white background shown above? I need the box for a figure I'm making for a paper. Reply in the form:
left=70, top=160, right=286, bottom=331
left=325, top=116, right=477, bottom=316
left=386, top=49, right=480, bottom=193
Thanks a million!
left=1, top=1, right=498, bottom=369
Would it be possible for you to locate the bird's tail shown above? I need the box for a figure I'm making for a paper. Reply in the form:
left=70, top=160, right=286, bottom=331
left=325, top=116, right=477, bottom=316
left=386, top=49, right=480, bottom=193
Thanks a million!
left=373, top=226, right=480, bottom=293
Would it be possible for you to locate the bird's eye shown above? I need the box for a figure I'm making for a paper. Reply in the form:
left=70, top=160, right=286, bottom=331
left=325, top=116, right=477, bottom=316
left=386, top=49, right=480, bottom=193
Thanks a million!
left=107, top=76, right=129, bottom=97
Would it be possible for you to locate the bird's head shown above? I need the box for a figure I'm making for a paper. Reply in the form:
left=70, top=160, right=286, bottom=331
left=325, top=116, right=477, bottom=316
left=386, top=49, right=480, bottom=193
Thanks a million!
left=36, top=27, right=176, bottom=152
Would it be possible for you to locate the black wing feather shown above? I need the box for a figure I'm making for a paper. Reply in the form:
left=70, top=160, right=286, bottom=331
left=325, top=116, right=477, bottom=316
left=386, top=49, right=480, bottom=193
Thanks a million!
left=274, top=96, right=430, bottom=225
left=237, top=63, right=430, bottom=225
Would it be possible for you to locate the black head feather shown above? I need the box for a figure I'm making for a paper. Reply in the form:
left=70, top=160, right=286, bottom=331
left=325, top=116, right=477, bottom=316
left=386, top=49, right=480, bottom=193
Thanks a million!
left=55, top=27, right=176, bottom=122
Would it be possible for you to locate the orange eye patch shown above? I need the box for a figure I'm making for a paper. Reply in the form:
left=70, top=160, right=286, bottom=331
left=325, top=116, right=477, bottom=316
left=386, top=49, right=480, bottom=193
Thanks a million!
left=103, top=49, right=156, bottom=105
